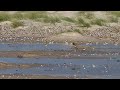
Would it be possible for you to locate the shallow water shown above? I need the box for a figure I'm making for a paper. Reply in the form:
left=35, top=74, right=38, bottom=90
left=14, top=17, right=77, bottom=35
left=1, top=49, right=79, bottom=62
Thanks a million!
left=0, top=43, right=120, bottom=52
left=0, top=57, right=111, bottom=64
left=0, top=43, right=120, bottom=78
left=81, top=43, right=120, bottom=52
left=0, top=57, right=120, bottom=78
left=0, top=43, right=72, bottom=51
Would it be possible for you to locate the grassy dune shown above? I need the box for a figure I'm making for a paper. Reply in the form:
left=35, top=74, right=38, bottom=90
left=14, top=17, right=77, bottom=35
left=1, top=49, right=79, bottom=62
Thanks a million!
left=0, top=11, right=120, bottom=44
left=0, top=11, right=120, bottom=27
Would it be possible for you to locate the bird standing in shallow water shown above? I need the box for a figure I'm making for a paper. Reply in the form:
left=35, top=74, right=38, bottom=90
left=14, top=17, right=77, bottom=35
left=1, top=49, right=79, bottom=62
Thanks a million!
left=72, top=42, right=80, bottom=52
left=72, top=42, right=93, bottom=52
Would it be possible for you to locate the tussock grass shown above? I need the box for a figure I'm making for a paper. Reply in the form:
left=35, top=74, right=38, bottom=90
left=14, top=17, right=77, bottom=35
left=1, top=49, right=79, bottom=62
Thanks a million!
left=77, top=11, right=94, bottom=19
left=61, top=17, right=76, bottom=23
left=0, top=11, right=120, bottom=28
left=0, top=12, right=48, bottom=22
left=0, top=12, right=11, bottom=22
left=0, top=12, right=61, bottom=24
left=84, top=12, right=94, bottom=19
left=108, top=16, right=118, bottom=23
left=43, top=16, right=61, bottom=24
left=23, top=11, right=48, bottom=20
left=77, top=11, right=86, bottom=16
left=91, top=18, right=106, bottom=26
left=77, top=18, right=91, bottom=27
left=12, top=12, right=24, bottom=20
left=11, top=20, right=24, bottom=28
left=74, top=29, right=82, bottom=33
left=74, top=29, right=88, bottom=34
left=111, top=11, right=120, bottom=17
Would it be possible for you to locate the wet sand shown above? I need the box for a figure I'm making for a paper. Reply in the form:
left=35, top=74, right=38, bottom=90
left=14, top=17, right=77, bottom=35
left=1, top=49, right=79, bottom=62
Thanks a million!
left=2, top=74, right=113, bottom=79
left=0, top=62, right=52, bottom=69
left=0, top=74, right=73, bottom=79
left=0, top=51, right=117, bottom=59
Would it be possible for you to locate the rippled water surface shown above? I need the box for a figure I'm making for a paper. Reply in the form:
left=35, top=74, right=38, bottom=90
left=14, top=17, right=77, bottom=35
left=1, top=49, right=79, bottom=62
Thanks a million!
left=0, top=43, right=120, bottom=79
left=0, top=43, right=72, bottom=51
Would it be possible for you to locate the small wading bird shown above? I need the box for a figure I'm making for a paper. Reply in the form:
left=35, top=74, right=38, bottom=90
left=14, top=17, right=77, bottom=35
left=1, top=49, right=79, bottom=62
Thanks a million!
left=72, top=42, right=82, bottom=52
left=72, top=42, right=93, bottom=52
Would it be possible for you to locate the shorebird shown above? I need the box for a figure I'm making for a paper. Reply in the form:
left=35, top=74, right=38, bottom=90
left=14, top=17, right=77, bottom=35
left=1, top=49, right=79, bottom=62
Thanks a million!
left=72, top=42, right=93, bottom=51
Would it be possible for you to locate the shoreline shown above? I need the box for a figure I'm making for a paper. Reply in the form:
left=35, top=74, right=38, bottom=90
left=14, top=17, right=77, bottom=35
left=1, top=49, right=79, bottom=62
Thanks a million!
left=0, top=51, right=118, bottom=59
left=0, top=33, right=116, bottom=44
left=0, top=74, right=73, bottom=79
